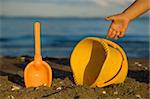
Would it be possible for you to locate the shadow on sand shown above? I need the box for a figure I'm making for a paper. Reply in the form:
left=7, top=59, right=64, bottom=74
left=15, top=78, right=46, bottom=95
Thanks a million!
left=0, top=71, right=24, bottom=86
left=0, top=56, right=149, bottom=87
left=128, top=70, right=149, bottom=84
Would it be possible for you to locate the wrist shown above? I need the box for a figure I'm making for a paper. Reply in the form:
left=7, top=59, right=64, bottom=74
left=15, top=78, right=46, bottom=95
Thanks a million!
left=119, top=12, right=131, bottom=22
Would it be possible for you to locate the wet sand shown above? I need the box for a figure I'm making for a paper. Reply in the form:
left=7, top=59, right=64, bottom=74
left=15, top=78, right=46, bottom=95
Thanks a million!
left=0, top=56, right=149, bottom=99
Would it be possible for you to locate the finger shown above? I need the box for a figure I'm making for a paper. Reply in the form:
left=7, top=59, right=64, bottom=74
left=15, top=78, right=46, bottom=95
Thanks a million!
left=107, top=28, right=113, bottom=38
left=114, top=36, right=119, bottom=40
left=119, top=29, right=126, bottom=37
left=105, top=16, right=115, bottom=21
left=109, top=30, right=117, bottom=38
left=107, top=28, right=114, bottom=38
left=114, top=32, right=120, bottom=40
left=118, top=32, right=124, bottom=38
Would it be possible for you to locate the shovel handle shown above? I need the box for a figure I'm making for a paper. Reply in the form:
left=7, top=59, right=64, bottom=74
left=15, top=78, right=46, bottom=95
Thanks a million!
left=34, top=22, right=42, bottom=61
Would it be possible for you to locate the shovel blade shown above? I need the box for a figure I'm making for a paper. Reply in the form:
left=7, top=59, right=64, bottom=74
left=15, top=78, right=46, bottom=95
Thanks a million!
left=24, top=61, right=52, bottom=88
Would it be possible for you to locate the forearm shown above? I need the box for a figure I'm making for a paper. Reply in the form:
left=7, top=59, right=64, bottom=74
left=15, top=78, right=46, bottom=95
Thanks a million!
left=121, top=0, right=150, bottom=21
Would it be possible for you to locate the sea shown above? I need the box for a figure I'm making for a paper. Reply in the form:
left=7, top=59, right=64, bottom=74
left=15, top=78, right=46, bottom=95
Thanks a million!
left=0, top=17, right=149, bottom=58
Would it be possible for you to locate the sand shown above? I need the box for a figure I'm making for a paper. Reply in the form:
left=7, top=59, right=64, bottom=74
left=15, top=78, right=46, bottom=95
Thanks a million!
left=0, top=56, right=149, bottom=99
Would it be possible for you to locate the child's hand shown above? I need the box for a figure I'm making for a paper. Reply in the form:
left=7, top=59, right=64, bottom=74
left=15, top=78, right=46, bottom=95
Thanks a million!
left=105, top=14, right=130, bottom=40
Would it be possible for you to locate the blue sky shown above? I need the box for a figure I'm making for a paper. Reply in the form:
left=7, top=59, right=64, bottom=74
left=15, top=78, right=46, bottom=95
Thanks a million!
left=1, top=0, right=138, bottom=17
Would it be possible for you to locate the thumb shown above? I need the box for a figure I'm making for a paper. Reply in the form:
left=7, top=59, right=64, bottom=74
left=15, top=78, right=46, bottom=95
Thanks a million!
left=105, top=16, right=115, bottom=21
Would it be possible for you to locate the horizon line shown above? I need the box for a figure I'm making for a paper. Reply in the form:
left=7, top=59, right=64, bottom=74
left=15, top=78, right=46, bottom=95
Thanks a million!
left=0, top=15, right=149, bottom=19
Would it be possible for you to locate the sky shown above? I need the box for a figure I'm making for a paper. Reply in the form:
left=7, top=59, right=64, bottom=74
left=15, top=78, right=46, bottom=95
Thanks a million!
left=0, top=0, right=139, bottom=17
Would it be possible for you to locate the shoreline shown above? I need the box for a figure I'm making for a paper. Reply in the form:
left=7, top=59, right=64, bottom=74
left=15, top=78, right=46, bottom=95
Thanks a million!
left=0, top=56, right=149, bottom=98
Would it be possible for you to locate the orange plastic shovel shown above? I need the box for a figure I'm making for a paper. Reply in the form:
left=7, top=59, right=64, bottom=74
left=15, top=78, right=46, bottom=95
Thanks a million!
left=24, top=22, right=52, bottom=88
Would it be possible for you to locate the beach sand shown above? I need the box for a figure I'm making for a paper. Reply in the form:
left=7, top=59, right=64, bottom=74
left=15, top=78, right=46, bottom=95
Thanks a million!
left=0, top=56, right=149, bottom=99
